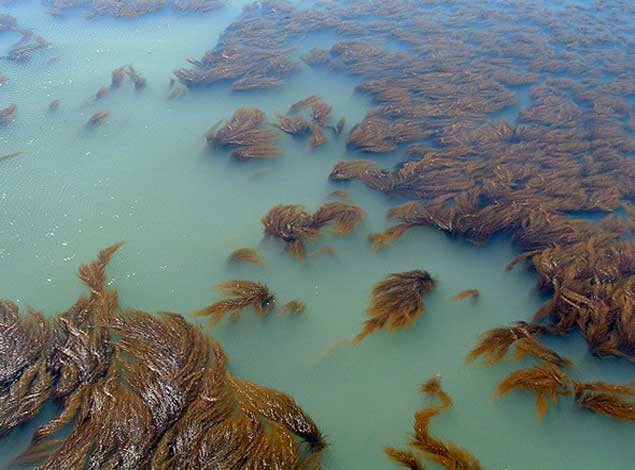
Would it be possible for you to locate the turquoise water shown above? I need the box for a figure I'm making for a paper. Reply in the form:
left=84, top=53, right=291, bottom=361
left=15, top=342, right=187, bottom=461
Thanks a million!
left=2, top=1, right=635, bottom=469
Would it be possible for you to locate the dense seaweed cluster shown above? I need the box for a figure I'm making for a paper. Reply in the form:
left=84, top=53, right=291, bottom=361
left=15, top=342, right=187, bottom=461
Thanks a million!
left=0, top=13, right=49, bottom=63
left=295, top=0, right=635, bottom=362
left=275, top=95, right=344, bottom=148
left=466, top=322, right=635, bottom=422
left=175, top=1, right=336, bottom=89
left=42, top=0, right=224, bottom=18
left=0, top=244, right=326, bottom=468
left=261, top=201, right=364, bottom=261
left=7, top=0, right=635, bottom=465
left=207, top=107, right=280, bottom=160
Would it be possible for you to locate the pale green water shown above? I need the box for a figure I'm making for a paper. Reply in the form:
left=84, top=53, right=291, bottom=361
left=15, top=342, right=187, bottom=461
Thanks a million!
left=1, top=1, right=635, bottom=469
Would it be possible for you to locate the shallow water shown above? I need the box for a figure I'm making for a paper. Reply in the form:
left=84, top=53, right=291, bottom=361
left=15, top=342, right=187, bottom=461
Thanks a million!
left=1, top=1, right=635, bottom=469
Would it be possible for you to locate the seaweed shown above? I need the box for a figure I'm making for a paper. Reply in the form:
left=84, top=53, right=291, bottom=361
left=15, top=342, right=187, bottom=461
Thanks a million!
left=465, top=322, right=548, bottom=366
left=85, top=111, right=110, bottom=128
left=573, top=380, right=635, bottom=421
left=48, top=99, right=59, bottom=111
left=111, top=66, right=126, bottom=88
left=329, top=189, right=351, bottom=201
left=262, top=201, right=363, bottom=261
left=449, top=289, right=479, bottom=302
left=227, top=247, right=265, bottom=267
left=310, top=245, right=336, bottom=256
left=495, top=364, right=571, bottom=419
left=174, top=2, right=312, bottom=90
left=279, top=300, right=305, bottom=315
left=368, top=224, right=415, bottom=251
left=274, top=113, right=311, bottom=135
left=335, top=117, right=345, bottom=135
left=43, top=0, right=222, bottom=18
left=301, top=48, right=330, bottom=66
left=0, top=103, right=16, bottom=124
left=262, top=204, right=320, bottom=261
left=208, top=107, right=279, bottom=160
left=167, top=84, right=187, bottom=99
left=355, top=270, right=435, bottom=343
left=193, top=279, right=275, bottom=325
left=387, top=377, right=480, bottom=470
left=384, top=447, right=426, bottom=470
left=0, top=15, right=49, bottom=63
left=126, top=65, right=146, bottom=89
left=312, top=201, right=365, bottom=235
left=1, top=242, right=325, bottom=467
left=95, top=86, right=108, bottom=100
left=0, top=151, right=23, bottom=162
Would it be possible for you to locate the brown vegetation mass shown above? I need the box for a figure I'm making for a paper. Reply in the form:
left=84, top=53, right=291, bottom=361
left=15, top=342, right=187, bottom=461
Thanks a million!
left=0, top=243, right=326, bottom=468
left=355, top=270, right=435, bottom=343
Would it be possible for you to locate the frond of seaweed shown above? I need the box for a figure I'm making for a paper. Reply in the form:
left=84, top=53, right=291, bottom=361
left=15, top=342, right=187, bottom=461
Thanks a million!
left=495, top=364, right=571, bottom=419
left=355, top=270, right=435, bottom=343
left=227, top=247, right=265, bottom=266
left=193, top=279, right=275, bottom=325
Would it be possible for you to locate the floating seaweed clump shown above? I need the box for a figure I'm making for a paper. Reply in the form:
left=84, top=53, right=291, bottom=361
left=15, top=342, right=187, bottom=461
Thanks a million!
left=0, top=243, right=326, bottom=468
left=126, top=65, right=146, bottom=89
left=386, top=377, right=481, bottom=470
left=279, top=300, right=305, bottom=315
left=227, top=247, right=265, bottom=266
left=355, top=270, right=435, bottom=343
left=449, top=289, right=479, bottom=302
left=329, top=189, right=351, bottom=201
left=0, top=103, right=16, bottom=124
left=0, top=14, right=49, bottom=63
left=43, top=0, right=224, bottom=18
left=94, top=85, right=108, bottom=100
left=274, top=113, right=311, bottom=136
left=466, top=321, right=574, bottom=369
left=85, top=110, right=109, bottom=127
left=573, top=381, right=635, bottom=421
left=261, top=201, right=364, bottom=261
left=275, top=95, right=337, bottom=147
left=111, top=65, right=126, bottom=87
left=301, top=48, right=330, bottom=66
left=0, top=151, right=23, bottom=162
left=495, top=364, right=572, bottom=419
left=193, top=279, right=275, bottom=325
left=207, top=107, right=280, bottom=160
left=174, top=1, right=337, bottom=90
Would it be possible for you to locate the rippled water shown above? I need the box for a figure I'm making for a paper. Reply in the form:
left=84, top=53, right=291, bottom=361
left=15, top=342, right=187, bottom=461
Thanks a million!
left=1, top=1, right=635, bottom=469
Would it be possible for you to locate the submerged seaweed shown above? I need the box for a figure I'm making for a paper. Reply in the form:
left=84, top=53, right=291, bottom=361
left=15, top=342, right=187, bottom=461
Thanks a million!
left=227, top=247, right=265, bottom=267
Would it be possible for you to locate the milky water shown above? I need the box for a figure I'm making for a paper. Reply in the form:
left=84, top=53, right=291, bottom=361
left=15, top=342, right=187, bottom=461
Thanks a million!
left=1, top=1, right=634, bottom=469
